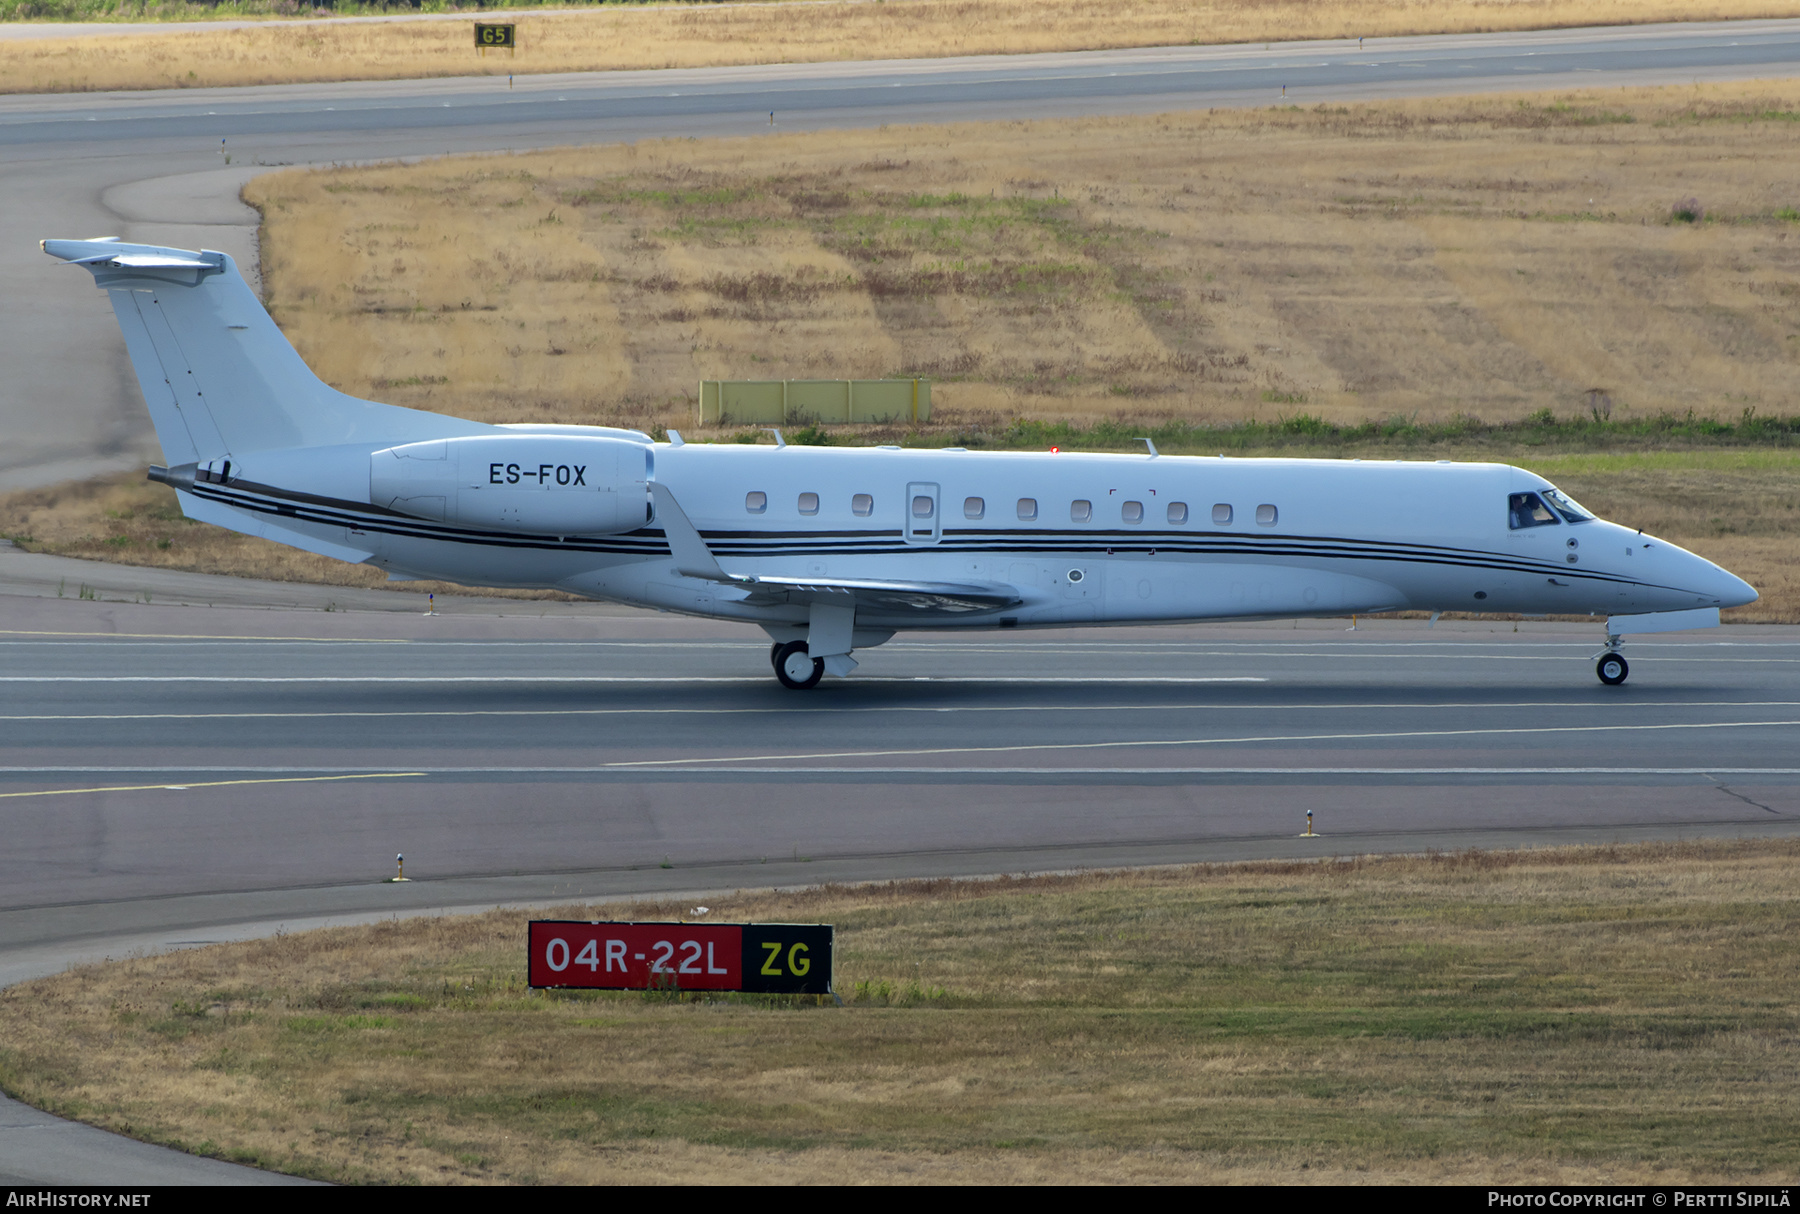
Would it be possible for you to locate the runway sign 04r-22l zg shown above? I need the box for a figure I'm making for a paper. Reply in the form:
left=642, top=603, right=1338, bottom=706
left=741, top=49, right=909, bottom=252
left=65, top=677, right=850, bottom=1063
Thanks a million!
left=528, top=921, right=834, bottom=995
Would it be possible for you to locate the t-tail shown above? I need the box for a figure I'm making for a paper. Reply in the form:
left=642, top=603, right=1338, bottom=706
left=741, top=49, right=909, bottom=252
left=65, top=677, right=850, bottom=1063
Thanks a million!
left=42, top=237, right=486, bottom=467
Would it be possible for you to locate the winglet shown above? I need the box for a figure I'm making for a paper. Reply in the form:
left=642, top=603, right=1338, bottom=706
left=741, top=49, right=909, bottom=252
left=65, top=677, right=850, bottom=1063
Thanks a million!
left=649, top=481, right=736, bottom=583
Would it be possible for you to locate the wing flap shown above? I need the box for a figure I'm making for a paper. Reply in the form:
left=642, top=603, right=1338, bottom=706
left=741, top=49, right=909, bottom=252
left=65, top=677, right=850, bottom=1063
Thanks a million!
left=741, top=575, right=1020, bottom=614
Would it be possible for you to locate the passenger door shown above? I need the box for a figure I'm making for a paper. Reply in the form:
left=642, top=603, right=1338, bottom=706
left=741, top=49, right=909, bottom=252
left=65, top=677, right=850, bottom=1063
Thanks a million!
left=904, top=482, right=941, bottom=545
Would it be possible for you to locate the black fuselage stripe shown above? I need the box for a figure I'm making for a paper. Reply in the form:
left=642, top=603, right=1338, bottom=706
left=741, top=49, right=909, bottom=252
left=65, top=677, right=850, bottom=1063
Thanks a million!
left=189, top=486, right=1669, bottom=592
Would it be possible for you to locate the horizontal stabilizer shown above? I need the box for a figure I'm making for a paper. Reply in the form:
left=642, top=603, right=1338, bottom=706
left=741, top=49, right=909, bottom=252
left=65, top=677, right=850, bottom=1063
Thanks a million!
left=60, top=251, right=219, bottom=270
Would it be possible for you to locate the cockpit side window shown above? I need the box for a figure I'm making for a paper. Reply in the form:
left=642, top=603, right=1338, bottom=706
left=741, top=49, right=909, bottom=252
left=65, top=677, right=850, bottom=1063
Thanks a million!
left=1508, top=492, right=1558, bottom=529
left=1541, top=486, right=1595, bottom=524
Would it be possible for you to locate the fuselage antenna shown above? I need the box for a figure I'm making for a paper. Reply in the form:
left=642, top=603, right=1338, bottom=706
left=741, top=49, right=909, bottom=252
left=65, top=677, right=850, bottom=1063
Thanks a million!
left=1137, top=437, right=1159, bottom=457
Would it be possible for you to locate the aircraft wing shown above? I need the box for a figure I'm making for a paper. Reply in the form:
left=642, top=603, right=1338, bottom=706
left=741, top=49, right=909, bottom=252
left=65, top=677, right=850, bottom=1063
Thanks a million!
left=649, top=481, right=1020, bottom=616
left=732, top=573, right=1019, bottom=614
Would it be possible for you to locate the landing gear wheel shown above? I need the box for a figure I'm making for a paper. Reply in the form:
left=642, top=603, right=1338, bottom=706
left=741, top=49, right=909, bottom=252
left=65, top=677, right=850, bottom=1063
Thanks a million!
left=1597, top=653, right=1629, bottom=686
left=773, top=640, right=824, bottom=690
left=770, top=642, right=784, bottom=673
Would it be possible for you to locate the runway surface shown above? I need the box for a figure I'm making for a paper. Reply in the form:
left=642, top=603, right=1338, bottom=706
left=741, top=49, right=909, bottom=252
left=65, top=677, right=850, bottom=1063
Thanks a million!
left=5, top=19, right=1800, bottom=490
left=6, top=585, right=1798, bottom=920
left=4, top=561, right=1799, bottom=1179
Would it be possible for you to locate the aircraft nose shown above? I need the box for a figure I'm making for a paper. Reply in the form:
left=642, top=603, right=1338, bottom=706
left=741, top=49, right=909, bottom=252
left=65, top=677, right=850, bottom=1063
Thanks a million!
left=1686, top=551, right=1758, bottom=609
left=1718, top=569, right=1759, bottom=609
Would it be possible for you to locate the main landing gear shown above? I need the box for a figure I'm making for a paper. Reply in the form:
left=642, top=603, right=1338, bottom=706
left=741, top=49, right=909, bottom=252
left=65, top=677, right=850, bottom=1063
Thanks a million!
left=771, top=640, right=824, bottom=690
left=1595, top=633, right=1629, bottom=686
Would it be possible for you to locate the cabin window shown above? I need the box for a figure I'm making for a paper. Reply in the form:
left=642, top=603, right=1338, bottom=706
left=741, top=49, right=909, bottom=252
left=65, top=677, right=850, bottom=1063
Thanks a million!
left=1071, top=500, right=1092, bottom=522
left=964, top=496, right=985, bottom=520
left=1256, top=504, right=1278, bottom=526
left=1168, top=502, right=1189, bottom=524
left=1121, top=500, right=1144, bottom=523
left=1509, top=492, right=1559, bottom=530
left=1017, top=498, right=1038, bottom=521
left=1541, top=486, right=1595, bottom=524
left=852, top=493, right=873, bottom=517
left=745, top=491, right=767, bottom=514
left=797, top=492, right=819, bottom=516
left=912, top=495, right=935, bottom=519
left=1212, top=503, right=1233, bottom=525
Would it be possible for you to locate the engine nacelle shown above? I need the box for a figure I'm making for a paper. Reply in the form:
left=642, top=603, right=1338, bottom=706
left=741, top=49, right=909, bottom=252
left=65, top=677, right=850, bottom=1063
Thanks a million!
left=371, top=435, right=651, bottom=535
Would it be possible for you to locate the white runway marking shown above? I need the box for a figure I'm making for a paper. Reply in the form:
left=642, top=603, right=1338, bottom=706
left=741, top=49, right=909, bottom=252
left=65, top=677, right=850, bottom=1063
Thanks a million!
left=599, top=717, right=1800, bottom=767
left=8, top=633, right=1799, bottom=654
left=3, top=641, right=1794, bottom=663
left=511, top=766, right=1800, bottom=779
left=0, top=676, right=1270, bottom=684
left=0, top=630, right=411, bottom=643
left=3, top=766, right=1800, bottom=778
left=3, top=700, right=1798, bottom=723
left=0, top=772, right=423, bottom=800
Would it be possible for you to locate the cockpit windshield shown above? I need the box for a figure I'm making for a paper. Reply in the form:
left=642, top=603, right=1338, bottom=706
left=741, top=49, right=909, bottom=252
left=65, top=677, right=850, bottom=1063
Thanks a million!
left=1508, top=492, right=1558, bottom=529
left=1540, top=486, right=1595, bottom=524
left=1509, top=487, right=1595, bottom=530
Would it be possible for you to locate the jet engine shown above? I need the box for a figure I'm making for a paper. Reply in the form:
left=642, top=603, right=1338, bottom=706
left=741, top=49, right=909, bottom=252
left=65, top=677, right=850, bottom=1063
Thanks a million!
left=370, top=435, right=651, bottom=535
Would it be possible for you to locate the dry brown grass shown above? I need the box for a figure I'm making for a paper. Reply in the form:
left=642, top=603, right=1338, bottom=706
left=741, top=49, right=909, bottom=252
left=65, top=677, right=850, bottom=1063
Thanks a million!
left=17, top=84, right=1800, bottom=615
left=4, top=1, right=1793, bottom=95
left=2, top=840, right=1798, bottom=1184
left=247, top=82, right=1800, bottom=434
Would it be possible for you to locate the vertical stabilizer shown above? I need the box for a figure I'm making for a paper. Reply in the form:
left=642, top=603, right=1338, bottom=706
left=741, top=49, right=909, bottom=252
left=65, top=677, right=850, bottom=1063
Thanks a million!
left=42, top=238, right=495, bottom=464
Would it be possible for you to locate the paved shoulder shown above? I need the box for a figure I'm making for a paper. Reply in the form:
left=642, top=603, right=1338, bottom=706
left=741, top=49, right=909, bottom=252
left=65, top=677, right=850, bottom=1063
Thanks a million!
left=0, top=1092, right=317, bottom=1185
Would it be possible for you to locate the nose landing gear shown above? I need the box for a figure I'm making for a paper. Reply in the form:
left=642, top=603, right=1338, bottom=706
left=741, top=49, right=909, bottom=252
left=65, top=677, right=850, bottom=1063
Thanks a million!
left=1595, top=633, right=1629, bottom=686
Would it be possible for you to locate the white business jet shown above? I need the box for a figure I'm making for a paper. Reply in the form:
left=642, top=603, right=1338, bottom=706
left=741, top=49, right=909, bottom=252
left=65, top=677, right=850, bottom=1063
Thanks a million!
left=45, top=238, right=1757, bottom=688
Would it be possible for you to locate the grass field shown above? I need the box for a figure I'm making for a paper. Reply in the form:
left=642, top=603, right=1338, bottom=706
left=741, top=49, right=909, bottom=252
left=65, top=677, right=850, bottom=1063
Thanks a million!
left=3, top=1, right=1793, bottom=95
left=2, top=841, right=1797, bottom=1184
left=247, top=84, right=1800, bottom=436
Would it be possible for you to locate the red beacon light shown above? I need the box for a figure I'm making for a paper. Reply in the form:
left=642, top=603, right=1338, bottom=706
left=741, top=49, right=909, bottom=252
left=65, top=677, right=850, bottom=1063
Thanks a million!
left=1050, top=446, right=1060, bottom=454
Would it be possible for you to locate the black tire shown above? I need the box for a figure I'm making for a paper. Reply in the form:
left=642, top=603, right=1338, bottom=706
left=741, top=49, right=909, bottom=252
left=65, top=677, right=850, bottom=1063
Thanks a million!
left=770, top=642, right=785, bottom=673
left=773, top=640, right=824, bottom=690
left=1597, top=653, right=1629, bottom=686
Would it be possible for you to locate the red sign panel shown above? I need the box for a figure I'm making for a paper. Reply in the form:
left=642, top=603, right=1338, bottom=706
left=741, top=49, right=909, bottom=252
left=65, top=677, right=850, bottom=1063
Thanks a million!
left=527, top=921, right=832, bottom=994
